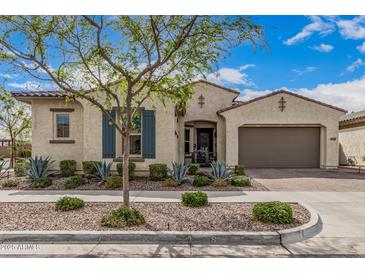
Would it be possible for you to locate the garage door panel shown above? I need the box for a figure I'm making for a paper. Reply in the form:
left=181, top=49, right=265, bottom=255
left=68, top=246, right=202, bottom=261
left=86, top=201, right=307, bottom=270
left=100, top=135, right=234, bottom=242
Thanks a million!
left=238, top=127, right=320, bottom=168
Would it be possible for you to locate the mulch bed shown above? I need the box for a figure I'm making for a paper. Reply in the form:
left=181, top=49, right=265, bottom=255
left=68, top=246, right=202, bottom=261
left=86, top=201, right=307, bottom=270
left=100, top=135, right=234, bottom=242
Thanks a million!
left=0, top=176, right=268, bottom=191
left=0, top=202, right=309, bottom=231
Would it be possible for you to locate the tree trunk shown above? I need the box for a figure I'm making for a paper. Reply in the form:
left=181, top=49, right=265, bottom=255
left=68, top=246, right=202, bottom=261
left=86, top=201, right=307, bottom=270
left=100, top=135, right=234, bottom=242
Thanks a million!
left=122, top=131, right=130, bottom=207
left=10, top=137, right=16, bottom=169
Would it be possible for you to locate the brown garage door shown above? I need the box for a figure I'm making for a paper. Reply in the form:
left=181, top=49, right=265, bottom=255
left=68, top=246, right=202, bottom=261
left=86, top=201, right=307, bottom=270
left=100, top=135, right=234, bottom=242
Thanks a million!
left=238, top=127, right=320, bottom=168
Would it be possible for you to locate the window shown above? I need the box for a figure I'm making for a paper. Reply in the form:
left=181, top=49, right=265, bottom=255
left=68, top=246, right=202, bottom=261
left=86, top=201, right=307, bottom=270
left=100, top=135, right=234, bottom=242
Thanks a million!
left=184, top=128, right=190, bottom=154
left=56, top=114, right=70, bottom=138
left=123, top=112, right=142, bottom=156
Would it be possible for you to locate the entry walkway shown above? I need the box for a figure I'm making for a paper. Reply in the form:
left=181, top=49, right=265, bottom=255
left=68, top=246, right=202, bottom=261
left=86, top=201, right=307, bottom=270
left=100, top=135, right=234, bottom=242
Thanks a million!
left=1, top=190, right=365, bottom=257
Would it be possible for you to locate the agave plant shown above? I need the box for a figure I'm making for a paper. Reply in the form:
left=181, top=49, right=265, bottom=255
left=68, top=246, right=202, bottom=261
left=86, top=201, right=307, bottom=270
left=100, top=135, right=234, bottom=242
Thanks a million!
left=94, top=161, right=112, bottom=184
left=26, top=156, right=54, bottom=179
left=210, top=161, right=232, bottom=181
left=169, top=162, right=189, bottom=185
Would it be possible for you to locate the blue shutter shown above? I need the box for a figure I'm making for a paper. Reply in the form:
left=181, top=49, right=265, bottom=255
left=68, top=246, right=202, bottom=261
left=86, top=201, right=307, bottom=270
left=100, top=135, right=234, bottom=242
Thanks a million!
left=102, top=110, right=116, bottom=158
left=142, top=110, right=156, bottom=159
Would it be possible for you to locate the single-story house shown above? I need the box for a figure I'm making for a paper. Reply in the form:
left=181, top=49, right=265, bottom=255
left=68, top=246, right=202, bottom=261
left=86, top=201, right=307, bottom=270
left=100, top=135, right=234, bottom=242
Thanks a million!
left=13, top=80, right=346, bottom=173
left=339, top=110, right=365, bottom=166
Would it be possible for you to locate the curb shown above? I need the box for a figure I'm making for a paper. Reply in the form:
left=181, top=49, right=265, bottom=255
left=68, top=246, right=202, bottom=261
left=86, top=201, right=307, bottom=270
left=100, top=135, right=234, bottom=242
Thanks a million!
left=0, top=203, right=322, bottom=245
left=278, top=203, right=322, bottom=244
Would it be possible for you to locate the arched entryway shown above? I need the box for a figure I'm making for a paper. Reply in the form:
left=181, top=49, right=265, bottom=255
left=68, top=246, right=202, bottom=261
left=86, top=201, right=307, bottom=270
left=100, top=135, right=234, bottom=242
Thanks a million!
left=184, top=120, right=217, bottom=166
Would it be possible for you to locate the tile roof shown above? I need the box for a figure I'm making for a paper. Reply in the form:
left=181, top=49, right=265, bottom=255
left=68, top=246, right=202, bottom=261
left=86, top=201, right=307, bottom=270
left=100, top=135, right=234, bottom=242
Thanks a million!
left=339, top=110, right=365, bottom=123
left=218, top=90, right=347, bottom=114
left=11, top=91, right=67, bottom=98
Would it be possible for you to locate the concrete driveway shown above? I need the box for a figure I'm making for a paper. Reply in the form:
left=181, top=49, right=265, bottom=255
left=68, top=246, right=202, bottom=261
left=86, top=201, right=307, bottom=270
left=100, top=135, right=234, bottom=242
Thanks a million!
left=246, top=168, right=365, bottom=191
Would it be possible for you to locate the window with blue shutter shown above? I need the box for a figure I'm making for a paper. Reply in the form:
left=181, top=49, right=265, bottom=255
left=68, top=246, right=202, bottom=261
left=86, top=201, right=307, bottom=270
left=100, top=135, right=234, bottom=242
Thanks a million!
left=142, top=110, right=156, bottom=159
left=102, top=110, right=116, bottom=158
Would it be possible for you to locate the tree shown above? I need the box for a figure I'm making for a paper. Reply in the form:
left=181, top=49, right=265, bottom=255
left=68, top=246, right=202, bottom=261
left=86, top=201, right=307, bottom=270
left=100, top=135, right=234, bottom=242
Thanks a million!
left=0, top=16, right=265, bottom=207
left=0, top=88, right=31, bottom=168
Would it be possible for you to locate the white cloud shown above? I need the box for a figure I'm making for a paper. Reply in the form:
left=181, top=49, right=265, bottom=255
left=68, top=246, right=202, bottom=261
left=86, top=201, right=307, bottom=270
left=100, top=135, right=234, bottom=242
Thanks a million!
left=238, top=76, right=365, bottom=112
left=284, top=16, right=335, bottom=46
left=292, top=66, right=317, bottom=76
left=310, top=43, right=334, bottom=53
left=357, top=42, right=365, bottom=53
left=336, top=16, right=365, bottom=39
left=0, top=73, right=16, bottom=79
left=346, top=58, right=364, bottom=72
left=207, top=64, right=256, bottom=87
left=7, top=80, right=57, bottom=91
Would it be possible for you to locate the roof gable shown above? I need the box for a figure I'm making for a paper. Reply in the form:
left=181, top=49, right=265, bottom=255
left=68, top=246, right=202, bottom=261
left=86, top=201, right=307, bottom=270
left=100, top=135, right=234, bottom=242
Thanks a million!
left=218, top=89, right=347, bottom=114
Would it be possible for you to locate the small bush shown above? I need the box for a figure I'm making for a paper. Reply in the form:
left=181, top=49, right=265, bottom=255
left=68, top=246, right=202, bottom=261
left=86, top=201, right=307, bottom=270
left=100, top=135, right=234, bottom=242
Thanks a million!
left=181, top=191, right=208, bottom=207
left=163, top=178, right=178, bottom=187
left=101, top=206, right=145, bottom=228
left=59, top=160, right=77, bottom=177
left=55, top=196, right=85, bottom=211
left=212, top=179, right=228, bottom=187
left=82, top=161, right=101, bottom=175
left=149, top=164, right=168, bottom=181
left=231, top=176, right=250, bottom=187
left=253, top=201, right=294, bottom=224
left=64, top=176, right=85, bottom=189
left=193, top=175, right=209, bottom=187
left=32, top=176, right=52, bottom=188
left=106, top=175, right=123, bottom=189
left=1, top=179, right=18, bottom=188
left=116, top=161, right=136, bottom=180
left=14, top=160, right=30, bottom=177
left=188, top=163, right=200, bottom=175
left=234, top=165, right=245, bottom=175
left=20, top=148, right=32, bottom=158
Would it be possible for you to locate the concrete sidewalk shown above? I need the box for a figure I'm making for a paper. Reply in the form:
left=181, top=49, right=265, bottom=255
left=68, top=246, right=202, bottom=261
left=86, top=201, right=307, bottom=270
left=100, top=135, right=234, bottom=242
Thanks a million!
left=1, top=190, right=365, bottom=257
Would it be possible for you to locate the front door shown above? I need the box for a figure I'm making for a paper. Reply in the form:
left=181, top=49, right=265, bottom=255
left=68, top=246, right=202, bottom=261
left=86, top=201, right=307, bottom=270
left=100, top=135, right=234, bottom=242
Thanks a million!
left=196, top=128, right=213, bottom=163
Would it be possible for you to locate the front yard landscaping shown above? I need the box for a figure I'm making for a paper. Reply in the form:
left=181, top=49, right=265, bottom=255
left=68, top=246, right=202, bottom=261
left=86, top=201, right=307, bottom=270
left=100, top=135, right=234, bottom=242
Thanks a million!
left=0, top=175, right=267, bottom=191
left=0, top=202, right=309, bottom=231
left=0, top=159, right=268, bottom=191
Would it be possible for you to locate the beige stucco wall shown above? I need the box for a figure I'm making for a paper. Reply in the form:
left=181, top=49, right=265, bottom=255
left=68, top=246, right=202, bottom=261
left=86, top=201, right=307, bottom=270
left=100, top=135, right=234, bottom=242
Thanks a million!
left=31, top=99, right=84, bottom=170
left=339, top=126, right=365, bottom=165
left=177, top=82, right=238, bottom=162
left=220, top=93, right=344, bottom=168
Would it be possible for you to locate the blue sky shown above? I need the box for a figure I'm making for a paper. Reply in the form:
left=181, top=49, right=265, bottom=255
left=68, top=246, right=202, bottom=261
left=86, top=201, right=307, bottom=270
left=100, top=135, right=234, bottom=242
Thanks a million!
left=1, top=15, right=365, bottom=111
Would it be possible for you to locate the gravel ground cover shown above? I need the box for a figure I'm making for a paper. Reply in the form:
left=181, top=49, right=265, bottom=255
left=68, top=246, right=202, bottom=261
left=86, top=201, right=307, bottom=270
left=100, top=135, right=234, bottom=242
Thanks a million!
left=0, top=202, right=309, bottom=231
left=0, top=176, right=268, bottom=191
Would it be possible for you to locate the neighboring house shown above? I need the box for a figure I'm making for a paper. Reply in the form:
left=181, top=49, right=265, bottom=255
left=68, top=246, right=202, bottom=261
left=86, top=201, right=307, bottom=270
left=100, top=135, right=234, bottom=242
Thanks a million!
left=13, top=80, right=346, bottom=173
left=339, top=110, right=365, bottom=166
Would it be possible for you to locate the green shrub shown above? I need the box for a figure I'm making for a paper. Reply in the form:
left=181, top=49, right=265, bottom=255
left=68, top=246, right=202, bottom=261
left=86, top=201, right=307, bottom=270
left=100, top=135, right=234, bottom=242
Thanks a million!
left=20, top=148, right=31, bottom=158
left=106, top=175, right=123, bottom=189
left=31, top=176, right=52, bottom=188
left=234, top=165, right=245, bottom=175
left=181, top=191, right=208, bottom=207
left=149, top=164, right=168, bottom=181
left=82, top=161, right=101, bottom=175
left=101, top=206, right=145, bottom=228
left=64, top=176, right=85, bottom=189
left=188, top=163, right=200, bottom=175
left=193, top=175, right=209, bottom=187
left=55, top=196, right=85, bottom=211
left=14, top=160, right=30, bottom=177
left=59, top=160, right=77, bottom=177
left=116, top=161, right=136, bottom=180
left=212, top=179, right=228, bottom=187
left=231, top=176, right=250, bottom=187
left=253, top=201, right=294, bottom=224
left=1, top=179, right=18, bottom=187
